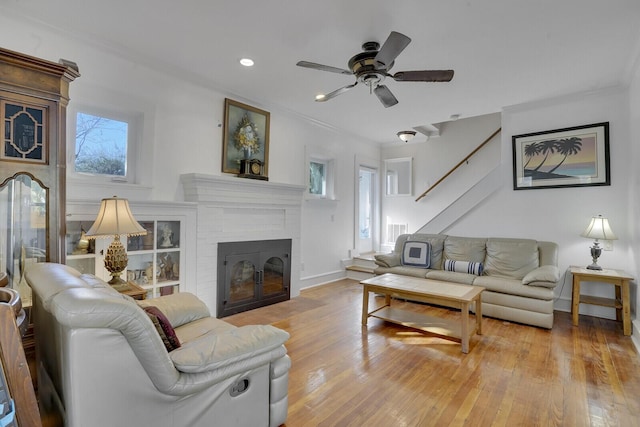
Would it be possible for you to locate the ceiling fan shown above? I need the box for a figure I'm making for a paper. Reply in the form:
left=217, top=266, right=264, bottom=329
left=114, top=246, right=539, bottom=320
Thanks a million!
left=296, top=31, right=454, bottom=108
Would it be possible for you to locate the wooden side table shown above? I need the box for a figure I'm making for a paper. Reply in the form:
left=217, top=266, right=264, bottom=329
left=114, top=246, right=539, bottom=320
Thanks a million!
left=119, top=281, right=148, bottom=300
left=570, top=266, right=633, bottom=336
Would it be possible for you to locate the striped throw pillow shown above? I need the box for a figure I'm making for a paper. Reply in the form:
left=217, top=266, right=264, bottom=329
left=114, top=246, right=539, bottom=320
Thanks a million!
left=444, top=259, right=484, bottom=276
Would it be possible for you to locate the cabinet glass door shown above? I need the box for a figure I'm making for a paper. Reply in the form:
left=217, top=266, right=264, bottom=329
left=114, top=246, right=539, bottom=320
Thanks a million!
left=0, top=173, right=47, bottom=306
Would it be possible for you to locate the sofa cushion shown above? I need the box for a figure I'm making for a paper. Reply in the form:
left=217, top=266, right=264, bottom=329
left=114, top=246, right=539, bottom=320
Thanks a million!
left=443, top=259, right=483, bottom=276
left=443, top=236, right=487, bottom=263
left=473, top=275, right=554, bottom=300
left=484, top=238, right=539, bottom=280
left=170, top=324, right=290, bottom=373
left=373, top=266, right=430, bottom=278
left=425, top=270, right=476, bottom=285
left=143, top=306, right=181, bottom=352
left=401, top=241, right=431, bottom=268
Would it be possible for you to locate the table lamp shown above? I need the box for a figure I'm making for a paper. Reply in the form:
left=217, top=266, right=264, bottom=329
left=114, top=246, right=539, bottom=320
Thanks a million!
left=85, top=196, right=147, bottom=288
left=580, top=214, right=617, bottom=270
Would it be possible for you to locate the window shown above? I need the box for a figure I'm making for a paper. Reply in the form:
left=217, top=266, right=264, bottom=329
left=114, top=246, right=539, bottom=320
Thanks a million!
left=306, top=150, right=336, bottom=200
left=309, top=160, right=327, bottom=196
left=69, top=108, right=139, bottom=182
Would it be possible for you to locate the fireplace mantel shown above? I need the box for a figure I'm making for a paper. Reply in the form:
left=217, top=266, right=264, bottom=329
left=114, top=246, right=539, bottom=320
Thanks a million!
left=180, top=173, right=305, bottom=316
left=181, top=173, right=305, bottom=206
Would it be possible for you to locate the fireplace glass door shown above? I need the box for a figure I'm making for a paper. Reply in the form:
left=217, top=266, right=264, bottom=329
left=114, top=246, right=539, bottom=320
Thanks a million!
left=218, top=239, right=291, bottom=317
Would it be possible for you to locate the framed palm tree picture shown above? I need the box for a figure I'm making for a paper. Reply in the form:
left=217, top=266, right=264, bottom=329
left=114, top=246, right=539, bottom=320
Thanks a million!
left=512, top=122, right=610, bottom=190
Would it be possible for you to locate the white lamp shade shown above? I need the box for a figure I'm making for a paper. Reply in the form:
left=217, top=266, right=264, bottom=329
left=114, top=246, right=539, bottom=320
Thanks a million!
left=85, top=196, right=147, bottom=238
left=580, top=215, right=617, bottom=241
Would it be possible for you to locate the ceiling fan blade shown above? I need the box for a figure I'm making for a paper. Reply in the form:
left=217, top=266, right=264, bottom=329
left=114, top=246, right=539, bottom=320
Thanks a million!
left=392, top=70, right=455, bottom=82
left=316, top=82, right=358, bottom=102
left=375, top=31, right=411, bottom=68
left=296, top=61, right=352, bottom=75
left=373, top=84, right=398, bottom=108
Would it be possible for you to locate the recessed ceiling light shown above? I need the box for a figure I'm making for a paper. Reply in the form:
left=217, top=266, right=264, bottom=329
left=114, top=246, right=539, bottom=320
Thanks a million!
left=315, top=94, right=326, bottom=101
left=239, top=58, right=254, bottom=67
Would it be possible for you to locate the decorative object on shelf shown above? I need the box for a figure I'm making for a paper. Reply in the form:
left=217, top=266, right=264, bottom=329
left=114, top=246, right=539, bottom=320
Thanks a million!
left=85, top=196, right=147, bottom=288
left=396, top=130, right=416, bottom=143
left=512, top=122, right=610, bottom=190
left=222, top=98, right=270, bottom=178
left=580, top=214, right=617, bottom=270
left=238, top=158, right=268, bottom=180
left=72, top=225, right=90, bottom=254
left=159, top=224, right=174, bottom=247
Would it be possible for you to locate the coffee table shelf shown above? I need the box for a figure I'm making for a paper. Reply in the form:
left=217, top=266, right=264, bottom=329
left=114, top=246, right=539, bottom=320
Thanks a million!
left=361, top=274, right=484, bottom=353
left=369, top=306, right=477, bottom=341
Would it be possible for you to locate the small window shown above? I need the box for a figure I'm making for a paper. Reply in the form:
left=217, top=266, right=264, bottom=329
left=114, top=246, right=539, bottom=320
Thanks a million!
left=70, top=108, right=138, bottom=182
left=309, top=160, right=327, bottom=196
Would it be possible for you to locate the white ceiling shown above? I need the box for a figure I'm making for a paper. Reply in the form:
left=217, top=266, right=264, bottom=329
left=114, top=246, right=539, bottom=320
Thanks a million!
left=4, top=0, right=640, bottom=144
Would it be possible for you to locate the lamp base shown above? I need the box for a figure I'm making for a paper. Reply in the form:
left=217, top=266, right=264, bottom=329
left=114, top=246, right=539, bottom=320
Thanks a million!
left=107, top=275, right=129, bottom=291
left=104, top=235, right=129, bottom=291
left=587, top=242, right=603, bottom=271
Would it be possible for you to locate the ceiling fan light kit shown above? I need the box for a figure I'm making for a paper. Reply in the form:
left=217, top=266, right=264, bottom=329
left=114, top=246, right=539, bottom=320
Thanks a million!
left=397, top=131, right=416, bottom=142
left=297, top=31, right=454, bottom=108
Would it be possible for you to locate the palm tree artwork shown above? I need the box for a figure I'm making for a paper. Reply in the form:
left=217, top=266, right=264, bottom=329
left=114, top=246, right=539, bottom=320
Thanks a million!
left=522, top=136, right=584, bottom=180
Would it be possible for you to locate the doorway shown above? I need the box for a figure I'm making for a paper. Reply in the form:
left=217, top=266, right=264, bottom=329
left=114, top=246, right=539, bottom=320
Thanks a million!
left=357, top=166, right=377, bottom=254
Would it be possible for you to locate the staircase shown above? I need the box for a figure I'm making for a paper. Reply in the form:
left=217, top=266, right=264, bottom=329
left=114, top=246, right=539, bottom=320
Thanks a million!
left=416, top=165, right=502, bottom=234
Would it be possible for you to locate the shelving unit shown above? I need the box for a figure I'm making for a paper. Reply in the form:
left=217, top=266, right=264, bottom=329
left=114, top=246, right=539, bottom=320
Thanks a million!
left=66, top=200, right=197, bottom=300
left=126, top=220, right=181, bottom=298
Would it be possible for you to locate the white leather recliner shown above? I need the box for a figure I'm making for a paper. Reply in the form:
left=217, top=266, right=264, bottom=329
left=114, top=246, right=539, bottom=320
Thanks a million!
left=26, top=263, right=291, bottom=427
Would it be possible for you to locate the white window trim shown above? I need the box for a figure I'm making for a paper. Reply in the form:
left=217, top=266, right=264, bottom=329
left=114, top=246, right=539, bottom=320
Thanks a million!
left=67, top=104, right=141, bottom=184
left=305, top=147, right=337, bottom=201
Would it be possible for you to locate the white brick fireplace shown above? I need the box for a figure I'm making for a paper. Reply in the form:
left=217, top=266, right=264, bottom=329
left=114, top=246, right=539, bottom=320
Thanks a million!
left=181, top=173, right=305, bottom=315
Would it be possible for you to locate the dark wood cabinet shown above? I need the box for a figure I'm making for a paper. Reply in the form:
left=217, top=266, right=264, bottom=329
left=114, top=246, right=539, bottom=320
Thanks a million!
left=0, top=47, right=79, bottom=305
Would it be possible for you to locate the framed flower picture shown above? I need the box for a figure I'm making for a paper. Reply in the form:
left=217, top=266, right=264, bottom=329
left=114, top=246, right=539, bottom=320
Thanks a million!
left=222, top=98, right=270, bottom=176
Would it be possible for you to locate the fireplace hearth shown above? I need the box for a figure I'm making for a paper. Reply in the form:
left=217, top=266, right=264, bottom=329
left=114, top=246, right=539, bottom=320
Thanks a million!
left=217, top=239, right=291, bottom=318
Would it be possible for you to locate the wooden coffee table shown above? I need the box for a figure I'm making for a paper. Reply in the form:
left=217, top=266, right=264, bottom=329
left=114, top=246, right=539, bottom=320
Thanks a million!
left=360, top=273, right=484, bottom=353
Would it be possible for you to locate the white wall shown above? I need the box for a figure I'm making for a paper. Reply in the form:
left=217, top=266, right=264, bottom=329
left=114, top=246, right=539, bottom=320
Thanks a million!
left=628, top=53, right=640, bottom=349
left=0, top=13, right=378, bottom=290
left=380, top=89, right=635, bottom=321
left=381, top=113, right=502, bottom=240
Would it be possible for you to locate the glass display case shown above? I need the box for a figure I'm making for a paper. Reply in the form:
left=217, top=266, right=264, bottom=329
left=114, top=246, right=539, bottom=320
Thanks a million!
left=66, top=218, right=184, bottom=299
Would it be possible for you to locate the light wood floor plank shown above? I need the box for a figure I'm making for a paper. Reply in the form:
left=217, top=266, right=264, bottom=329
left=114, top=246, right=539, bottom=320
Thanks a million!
left=225, top=279, right=640, bottom=426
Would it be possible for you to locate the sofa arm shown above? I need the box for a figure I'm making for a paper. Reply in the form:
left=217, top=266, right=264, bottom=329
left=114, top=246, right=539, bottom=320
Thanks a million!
left=138, top=292, right=211, bottom=328
left=374, top=253, right=401, bottom=268
left=170, top=325, right=290, bottom=373
left=522, top=265, right=560, bottom=288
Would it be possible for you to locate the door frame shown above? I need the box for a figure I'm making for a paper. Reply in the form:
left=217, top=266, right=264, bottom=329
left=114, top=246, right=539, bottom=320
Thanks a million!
left=354, top=155, right=380, bottom=255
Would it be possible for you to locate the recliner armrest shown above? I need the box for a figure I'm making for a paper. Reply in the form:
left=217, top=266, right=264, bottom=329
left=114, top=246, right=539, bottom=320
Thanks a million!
left=170, top=325, right=290, bottom=373
left=138, top=292, right=211, bottom=328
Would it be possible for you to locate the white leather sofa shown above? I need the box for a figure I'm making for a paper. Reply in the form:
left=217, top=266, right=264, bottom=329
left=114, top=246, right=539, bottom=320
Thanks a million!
left=374, top=234, right=560, bottom=329
left=26, top=263, right=291, bottom=427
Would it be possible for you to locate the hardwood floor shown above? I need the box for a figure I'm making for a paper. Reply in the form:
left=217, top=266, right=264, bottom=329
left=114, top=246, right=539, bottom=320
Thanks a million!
left=224, top=279, right=640, bottom=427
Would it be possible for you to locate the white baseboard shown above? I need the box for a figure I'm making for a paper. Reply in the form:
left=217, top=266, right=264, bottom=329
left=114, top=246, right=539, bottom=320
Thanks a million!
left=299, top=270, right=346, bottom=290
left=632, top=319, right=640, bottom=354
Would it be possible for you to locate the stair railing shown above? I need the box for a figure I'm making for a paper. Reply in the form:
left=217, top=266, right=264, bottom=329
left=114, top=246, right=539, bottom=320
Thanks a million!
left=415, top=127, right=502, bottom=202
